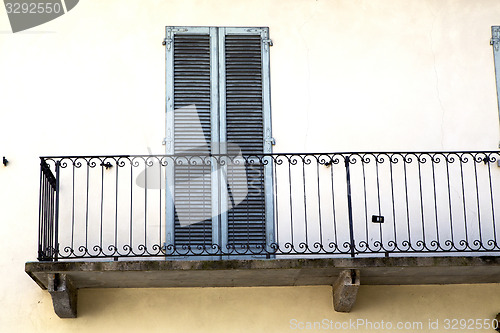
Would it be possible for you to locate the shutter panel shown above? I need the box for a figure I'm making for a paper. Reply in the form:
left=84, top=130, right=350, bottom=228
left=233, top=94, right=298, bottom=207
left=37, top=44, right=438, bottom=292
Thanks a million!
left=168, top=29, right=215, bottom=246
left=220, top=30, right=267, bottom=247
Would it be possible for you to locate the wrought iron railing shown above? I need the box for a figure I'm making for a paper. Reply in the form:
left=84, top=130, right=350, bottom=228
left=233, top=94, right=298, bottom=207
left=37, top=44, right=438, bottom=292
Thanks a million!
left=37, top=151, right=500, bottom=261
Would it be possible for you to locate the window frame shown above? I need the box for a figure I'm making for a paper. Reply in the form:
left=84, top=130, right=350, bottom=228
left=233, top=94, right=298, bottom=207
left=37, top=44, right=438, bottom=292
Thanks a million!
left=164, top=26, right=275, bottom=257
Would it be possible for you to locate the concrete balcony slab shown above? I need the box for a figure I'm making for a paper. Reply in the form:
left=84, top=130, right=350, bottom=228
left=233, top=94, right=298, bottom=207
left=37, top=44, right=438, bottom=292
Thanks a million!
left=26, top=256, right=500, bottom=290
left=26, top=256, right=500, bottom=318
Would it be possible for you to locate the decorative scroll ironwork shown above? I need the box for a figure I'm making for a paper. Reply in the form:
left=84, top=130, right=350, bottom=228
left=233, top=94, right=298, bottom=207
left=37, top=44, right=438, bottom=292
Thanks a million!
left=37, top=151, right=500, bottom=260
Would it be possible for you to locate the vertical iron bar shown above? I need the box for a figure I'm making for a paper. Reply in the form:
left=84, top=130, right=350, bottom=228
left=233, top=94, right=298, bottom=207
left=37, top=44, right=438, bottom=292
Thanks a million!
left=247, top=161, right=251, bottom=251
left=71, top=160, right=75, bottom=252
left=44, top=175, right=49, bottom=259
left=100, top=161, right=104, bottom=251
left=144, top=159, right=148, bottom=251
left=302, top=156, right=308, bottom=248
left=47, top=177, right=52, bottom=259
left=487, top=154, right=497, bottom=247
left=203, top=157, right=207, bottom=249
left=375, top=154, right=383, bottom=249
left=54, top=161, right=61, bottom=262
left=85, top=160, right=89, bottom=253
left=37, top=160, right=43, bottom=260
left=417, top=155, right=426, bottom=249
left=431, top=155, right=440, bottom=248
left=403, top=154, right=411, bottom=248
left=330, top=155, right=338, bottom=248
left=50, top=179, right=55, bottom=258
left=159, top=157, right=162, bottom=252
left=389, top=154, right=397, bottom=251
left=316, top=156, right=323, bottom=250
left=129, top=160, right=133, bottom=254
left=361, top=156, right=368, bottom=243
left=345, top=155, right=355, bottom=257
left=459, top=154, right=469, bottom=247
left=445, top=154, right=454, bottom=249
left=41, top=170, right=47, bottom=259
left=473, top=155, right=483, bottom=248
left=260, top=159, right=265, bottom=251
left=273, top=156, right=279, bottom=250
left=44, top=176, right=49, bottom=259
left=115, top=159, right=119, bottom=256
left=288, top=156, right=294, bottom=246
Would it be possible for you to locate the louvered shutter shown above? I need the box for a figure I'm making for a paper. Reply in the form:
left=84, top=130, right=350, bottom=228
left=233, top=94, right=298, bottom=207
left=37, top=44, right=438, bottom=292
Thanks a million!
left=165, top=26, right=273, bottom=256
left=218, top=28, right=270, bottom=249
left=165, top=27, right=220, bottom=248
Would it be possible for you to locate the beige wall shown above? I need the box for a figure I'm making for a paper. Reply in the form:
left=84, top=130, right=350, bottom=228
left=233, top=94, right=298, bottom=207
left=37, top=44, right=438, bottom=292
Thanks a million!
left=1, top=0, right=500, bottom=332
left=10, top=284, right=500, bottom=332
left=1, top=0, right=500, bottom=157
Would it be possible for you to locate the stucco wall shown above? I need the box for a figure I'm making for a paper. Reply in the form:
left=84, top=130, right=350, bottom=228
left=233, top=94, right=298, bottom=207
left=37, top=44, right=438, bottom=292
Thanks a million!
left=11, top=284, right=500, bottom=332
left=1, top=0, right=500, bottom=332
left=1, top=0, right=500, bottom=157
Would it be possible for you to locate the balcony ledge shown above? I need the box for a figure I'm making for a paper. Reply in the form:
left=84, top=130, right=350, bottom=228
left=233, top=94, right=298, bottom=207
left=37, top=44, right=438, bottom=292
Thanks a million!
left=25, top=256, right=500, bottom=317
left=26, top=256, right=500, bottom=290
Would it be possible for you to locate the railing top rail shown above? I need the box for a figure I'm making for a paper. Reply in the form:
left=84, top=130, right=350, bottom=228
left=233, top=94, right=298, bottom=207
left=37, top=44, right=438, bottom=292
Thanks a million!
left=39, top=151, right=500, bottom=160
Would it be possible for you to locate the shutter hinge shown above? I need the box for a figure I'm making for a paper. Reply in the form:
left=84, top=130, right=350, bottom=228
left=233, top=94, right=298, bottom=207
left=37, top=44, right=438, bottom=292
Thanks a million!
left=163, top=129, right=173, bottom=153
left=265, top=137, right=276, bottom=145
left=265, top=128, right=275, bottom=149
left=163, top=37, right=172, bottom=50
left=264, top=137, right=275, bottom=153
left=491, top=27, right=500, bottom=51
left=163, top=137, right=173, bottom=147
left=263, top=38, right=273, bottom=47
left=163, top=28, right=188, bottom=50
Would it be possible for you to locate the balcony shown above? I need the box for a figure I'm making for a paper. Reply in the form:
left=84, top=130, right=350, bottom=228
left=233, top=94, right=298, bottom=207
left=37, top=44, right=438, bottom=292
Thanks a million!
left=25, top=151, right=500, bottom=317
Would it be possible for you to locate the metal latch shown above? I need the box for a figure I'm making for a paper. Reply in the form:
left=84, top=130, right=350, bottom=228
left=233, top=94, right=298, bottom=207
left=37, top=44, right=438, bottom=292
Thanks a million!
left=491, top=27, right=500, bottom=51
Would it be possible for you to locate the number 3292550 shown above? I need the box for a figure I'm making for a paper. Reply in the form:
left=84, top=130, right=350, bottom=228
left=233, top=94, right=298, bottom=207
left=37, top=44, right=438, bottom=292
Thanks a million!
left=5, top=2, right=62, bottom=14
left=443, top=318, right=498, bottom=330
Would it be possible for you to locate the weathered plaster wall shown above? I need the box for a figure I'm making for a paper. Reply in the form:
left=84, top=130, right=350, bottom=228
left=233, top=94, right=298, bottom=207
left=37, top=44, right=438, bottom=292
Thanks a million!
left=1, top=0, right=500, bottom=157
left=17, top=284, right=500, bottom=332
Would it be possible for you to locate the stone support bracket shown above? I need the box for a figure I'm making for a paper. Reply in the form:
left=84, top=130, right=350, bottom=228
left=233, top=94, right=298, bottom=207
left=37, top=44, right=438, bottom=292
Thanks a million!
left=48, top=273, right=78, bottom=318
left=332, top=269, right=360, bottom=312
